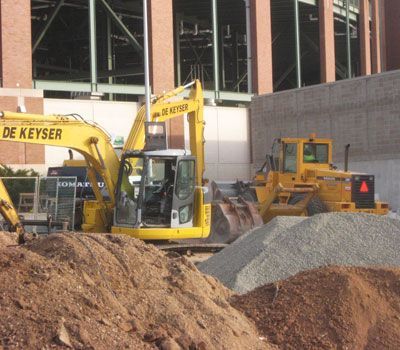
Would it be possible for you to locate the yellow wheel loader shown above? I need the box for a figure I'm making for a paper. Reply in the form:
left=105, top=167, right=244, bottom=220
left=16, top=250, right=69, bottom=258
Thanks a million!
left=255, top=135, right=388, bottom=223
left=210, top=134, right=389, bottom=242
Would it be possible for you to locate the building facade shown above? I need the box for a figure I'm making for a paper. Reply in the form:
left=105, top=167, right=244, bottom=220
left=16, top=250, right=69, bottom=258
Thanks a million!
left=0, top=0, right=398, bottom=170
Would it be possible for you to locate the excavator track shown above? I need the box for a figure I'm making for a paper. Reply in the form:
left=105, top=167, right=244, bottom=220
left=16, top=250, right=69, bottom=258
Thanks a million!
left=155, top=243, right=228, bottom=264
left=156, top=242, right=227, bottom=253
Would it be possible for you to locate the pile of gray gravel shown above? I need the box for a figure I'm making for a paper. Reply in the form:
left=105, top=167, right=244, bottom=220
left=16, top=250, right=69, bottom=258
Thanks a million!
left=199, top=213, right=400, bottom=293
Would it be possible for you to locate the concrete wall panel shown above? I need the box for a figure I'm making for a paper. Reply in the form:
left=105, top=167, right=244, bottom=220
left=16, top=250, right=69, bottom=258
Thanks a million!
left=43, top=100, right=251, bottom=181
left=184, top=105, right=251, bottom=181
left=43, top=99, right=138, bottom=167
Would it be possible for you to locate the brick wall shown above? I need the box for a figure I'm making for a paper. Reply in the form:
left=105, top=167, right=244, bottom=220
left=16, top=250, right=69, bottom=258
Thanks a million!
left=251, top=70, right=400, bottom=167
left=0, top=89, right=44, bottom=164
left=0, top=0, right=32, bottom=88
left=0, top=1, right=45, bottom=165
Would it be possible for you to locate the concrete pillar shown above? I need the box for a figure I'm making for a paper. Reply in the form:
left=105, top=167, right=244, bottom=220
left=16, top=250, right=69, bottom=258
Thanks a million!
left=384, top=0, right=400, bottom=71
left=371, top=0, right=381, bottom=73
left=250, top=0, right=273, bottom=95
left=359, top=0, right=371, bottom=76
left=380, top=0, right=387, bottom=71
left=0, top=0, right=32, bottom=88
left=319, top=0, right=336, bottom=83
left=148, top=0, right=183, bottom=148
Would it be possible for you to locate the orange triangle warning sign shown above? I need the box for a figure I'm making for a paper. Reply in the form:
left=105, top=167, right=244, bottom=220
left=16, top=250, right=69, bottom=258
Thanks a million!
left=360, top=181, right=369, bottom=193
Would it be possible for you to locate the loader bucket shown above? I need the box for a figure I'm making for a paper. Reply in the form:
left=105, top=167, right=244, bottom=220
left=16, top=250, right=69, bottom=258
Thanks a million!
left=208, top=181, right=263, bottom=244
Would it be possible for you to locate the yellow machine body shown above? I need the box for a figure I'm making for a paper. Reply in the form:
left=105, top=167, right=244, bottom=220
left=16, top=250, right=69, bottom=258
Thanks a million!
left=111, top=80, right=210, bottom=240
left=0, top=178, right=24, bottom=234
left=255, top=136, right=389, bottom=223
left=0, top=80, right=210, bottom=240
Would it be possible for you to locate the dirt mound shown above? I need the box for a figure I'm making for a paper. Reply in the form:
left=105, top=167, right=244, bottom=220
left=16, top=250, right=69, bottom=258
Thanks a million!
left=232, top=266, right=400, bottom=350
left=0, top=232, right=268, bottom=350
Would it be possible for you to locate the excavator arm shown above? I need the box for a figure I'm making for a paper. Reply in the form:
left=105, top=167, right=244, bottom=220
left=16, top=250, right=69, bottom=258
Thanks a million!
left=124, top=80, right=205, bottom=186
left=0, top=112, right=120, bottom=232
left=0, top=179, right=23, bottom=234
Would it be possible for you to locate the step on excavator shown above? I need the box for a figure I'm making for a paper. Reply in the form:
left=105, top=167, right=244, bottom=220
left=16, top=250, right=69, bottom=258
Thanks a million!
left=209, top=134, right=389, bottom=242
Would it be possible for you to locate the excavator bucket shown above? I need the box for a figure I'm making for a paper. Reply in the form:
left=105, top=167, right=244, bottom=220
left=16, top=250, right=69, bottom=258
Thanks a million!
left=208, top=181, right=263, bottom=244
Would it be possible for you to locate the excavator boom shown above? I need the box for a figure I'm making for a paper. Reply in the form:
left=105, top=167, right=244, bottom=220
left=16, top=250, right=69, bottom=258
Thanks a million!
left=0, top=112, right=120, bottom=232
left=124, top=80, right=205, bottom=186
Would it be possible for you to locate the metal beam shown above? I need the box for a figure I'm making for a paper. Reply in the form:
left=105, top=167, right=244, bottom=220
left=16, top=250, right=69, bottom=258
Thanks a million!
left=211, top=0, right=220, bottom=98
left=301, top=33, right=347, bottom=79
left=294, top=0, right=302, bottom=88
left=33, top=80, right=253, bottom=102
left=107, top=16, right=114, bottom=100
left=175, top=14, right=182, bottom=86
left=97, top=0, right=143, bottom=55
left=33, top=80, right=145, bottom=95
left=244, top=0, right=252, bottom=93
left=274, top=51, right=308, bottom=91
left=345, top=0, right=352, bottom=78
left=89, top=0, right=97, bottom=92
left=32, top=0, right=65, bottom=53
left=34, top=67, right=143, bottom=81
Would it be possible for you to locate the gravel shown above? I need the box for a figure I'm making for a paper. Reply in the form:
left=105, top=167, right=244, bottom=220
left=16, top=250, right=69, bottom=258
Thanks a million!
left=199, top=213, right=400, bottom=293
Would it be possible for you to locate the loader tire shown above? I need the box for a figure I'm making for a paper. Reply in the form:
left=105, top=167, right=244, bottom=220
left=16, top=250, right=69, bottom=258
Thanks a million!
left=306, top=197, right=328, bottom=216
left=289, top=194, right=328, bottom=216
left=240, top=188, right=257, bottom=202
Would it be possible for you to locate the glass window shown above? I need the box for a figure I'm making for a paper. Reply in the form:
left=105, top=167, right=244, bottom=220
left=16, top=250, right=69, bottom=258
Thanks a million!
left=303, top=143, right=329, bottom=163
left=145, top=159, right=166, bottom=186
left=115, top=157, right=144, bottom=225
left=283, top=143, right=297, bottom=173
left=142, top=158, right=176, bottom=226
left=272, top=140, right=280, bottom=171
left=176, top=160, right=195, bottom=200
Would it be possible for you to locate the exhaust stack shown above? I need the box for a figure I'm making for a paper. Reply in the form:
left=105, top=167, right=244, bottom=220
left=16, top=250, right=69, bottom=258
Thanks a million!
left=344, top=144, right=350, bottom=172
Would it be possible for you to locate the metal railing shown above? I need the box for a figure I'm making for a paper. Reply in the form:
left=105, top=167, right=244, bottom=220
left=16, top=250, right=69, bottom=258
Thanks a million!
left=0, top=176, right=77, bottom=233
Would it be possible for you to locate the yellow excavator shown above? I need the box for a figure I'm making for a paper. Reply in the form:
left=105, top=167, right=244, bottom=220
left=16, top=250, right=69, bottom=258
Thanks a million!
left=0, top=80, right=211, bottom=241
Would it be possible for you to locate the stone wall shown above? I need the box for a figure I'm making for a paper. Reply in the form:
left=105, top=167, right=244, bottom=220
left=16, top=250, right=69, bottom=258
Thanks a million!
left=250, top=70, right=400, bottom=209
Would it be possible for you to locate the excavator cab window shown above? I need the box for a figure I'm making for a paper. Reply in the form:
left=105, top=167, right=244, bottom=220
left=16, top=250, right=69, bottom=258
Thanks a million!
left=115, top=157, right=144, bottom=226
left=171, top=158, right=196, bottom=227
left=303, top=143, right=329, bottom=164
left=142, top=157, right=176, bottom=226
left=115, top=155, right=174, bottom=227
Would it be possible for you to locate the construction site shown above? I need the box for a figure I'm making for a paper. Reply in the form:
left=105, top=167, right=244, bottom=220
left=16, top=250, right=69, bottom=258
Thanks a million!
left=0, top=0, right=400, bottom=349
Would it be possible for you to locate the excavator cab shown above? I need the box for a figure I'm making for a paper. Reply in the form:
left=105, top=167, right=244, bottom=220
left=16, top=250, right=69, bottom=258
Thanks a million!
left=111, top=119, right=210, bottom=240
left=114, top=150, right=196, bottom=230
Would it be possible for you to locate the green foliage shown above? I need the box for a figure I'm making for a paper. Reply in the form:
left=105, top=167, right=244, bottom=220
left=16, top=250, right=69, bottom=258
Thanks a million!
left=0, top=165, right=39, bottom=177
left=0, top=165, right=40, bottom=208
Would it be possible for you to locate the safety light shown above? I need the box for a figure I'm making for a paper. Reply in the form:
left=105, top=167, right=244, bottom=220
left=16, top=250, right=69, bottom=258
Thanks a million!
left=360, top=181, right=369, bottom=193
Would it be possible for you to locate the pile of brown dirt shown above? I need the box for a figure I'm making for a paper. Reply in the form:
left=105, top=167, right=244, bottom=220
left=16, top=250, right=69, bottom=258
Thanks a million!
left=0, top=232, right=269, bottom=350
left=232, top=266, right=400, bottom=350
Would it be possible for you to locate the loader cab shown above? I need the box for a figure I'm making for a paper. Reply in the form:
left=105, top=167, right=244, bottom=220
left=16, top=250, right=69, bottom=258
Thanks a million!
left=114, top=149, right=196, bottom=229
left=277, top=137, right=332, bottom=174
